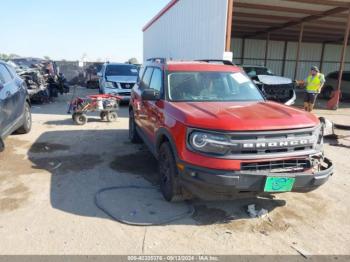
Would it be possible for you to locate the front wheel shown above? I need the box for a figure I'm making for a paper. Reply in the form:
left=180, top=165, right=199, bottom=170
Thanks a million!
left=16, top=102, right=32, bottom=134
left=73, top=113, right=87, bottom=125
left=107, top=112, right=118, bottom=122
left=159, top=142, right=184, bottom=202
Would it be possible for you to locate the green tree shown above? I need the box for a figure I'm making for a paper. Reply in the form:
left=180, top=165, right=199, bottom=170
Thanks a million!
left=128, top=58, right=139, bottom=64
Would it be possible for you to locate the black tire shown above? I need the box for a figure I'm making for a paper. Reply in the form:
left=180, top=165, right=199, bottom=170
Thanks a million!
left=321, top=86, right=333, bottom=99
left=129, top=110, right=142, bottom=143
left=0, top=138, right=4, bottom=152
left=16, top=102, right=32, bottom=134
left=107, top=112, right=118, bottom=122
left=159, top=142, right=184, bottom=202
left=73, top=113, right=87, bottom=125
left=100, top=111, right=107, bottom=120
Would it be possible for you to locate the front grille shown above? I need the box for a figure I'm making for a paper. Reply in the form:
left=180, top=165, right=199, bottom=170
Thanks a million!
left=241, top=159, right=311, bottom=173
left=262, top=84, right=294, bottom=103
left=119, top=83, right=134, bottom=89
left=229, top=128, right=316, bottom=156
left=117, top=92, right=131, bottom=96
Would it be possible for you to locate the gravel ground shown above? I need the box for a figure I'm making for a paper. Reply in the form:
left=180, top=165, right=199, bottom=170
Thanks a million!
left=0, top=87, right=349, bottom=255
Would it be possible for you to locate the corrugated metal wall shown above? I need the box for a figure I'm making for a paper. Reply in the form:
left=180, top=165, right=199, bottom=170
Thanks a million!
left=143, top=0, right=228, bottom=61
left=232, top=37, right=350, bottom=80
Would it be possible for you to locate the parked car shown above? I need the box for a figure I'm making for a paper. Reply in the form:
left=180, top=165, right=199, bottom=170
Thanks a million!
left=321, top=71, right=350, bottom=99
left=242, top=65, right=296, bottom=105
left=98, top=62, right=139, bottom=101
left=129, top=59, right=333, bottom=201
left=0, top=61, right=32, bottom=152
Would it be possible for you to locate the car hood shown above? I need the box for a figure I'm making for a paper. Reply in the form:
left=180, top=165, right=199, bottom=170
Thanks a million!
left=106, top=75, right=137, bottom=83
left=257, top=75, right=292, bottom=85
left=167, top=101, right=319, bottom=131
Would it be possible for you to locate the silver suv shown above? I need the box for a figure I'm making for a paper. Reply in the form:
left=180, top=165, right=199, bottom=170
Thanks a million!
left=98, top=62, right=139, bottom=101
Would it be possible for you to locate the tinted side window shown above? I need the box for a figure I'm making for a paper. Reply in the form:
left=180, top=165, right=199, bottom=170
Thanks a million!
left=328, top=72, right=338, bottom=79
left=0, top=64, right=13, bottom=84
left=149, top=68, right=162, bottom=92
left=141, top=67, right=154, bottom=89
left=342, top=72, right=350, bottom=82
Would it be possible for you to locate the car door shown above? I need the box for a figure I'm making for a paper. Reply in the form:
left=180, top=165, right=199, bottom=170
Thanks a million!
left=0, top=63, right=16, bottom=136
left=5, top=64, right=26, bottom=120
left=142, top=67, right=164, bottom=143
left=133, top=67, right=154, bottom=138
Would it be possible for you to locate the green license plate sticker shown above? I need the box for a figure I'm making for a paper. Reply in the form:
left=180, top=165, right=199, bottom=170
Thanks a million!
left=264, top=177, right=295, bottom=192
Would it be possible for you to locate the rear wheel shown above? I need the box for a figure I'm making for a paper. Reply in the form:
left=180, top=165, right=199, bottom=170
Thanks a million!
left=16, top=102, right=32, bottom=134
left=159, top=142, right=184, bottom=202
left=107, top=112, right=118, bottom=122
left=129, top=110, right=142, bottom=143
left=73, top=113, right=87, bottom=125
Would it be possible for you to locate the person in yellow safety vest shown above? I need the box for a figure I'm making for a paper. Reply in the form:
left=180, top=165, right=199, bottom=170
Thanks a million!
left=301, top=66, right=325, bottom=112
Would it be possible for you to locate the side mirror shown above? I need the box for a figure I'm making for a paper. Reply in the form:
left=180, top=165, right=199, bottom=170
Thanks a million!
left=97, top=72, right=102, bottom=77
left=141, top=89, right=160, bottom=101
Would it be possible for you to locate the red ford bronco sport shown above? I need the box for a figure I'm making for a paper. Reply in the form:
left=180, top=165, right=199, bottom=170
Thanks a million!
left=129, top=58, right=333, bottom=201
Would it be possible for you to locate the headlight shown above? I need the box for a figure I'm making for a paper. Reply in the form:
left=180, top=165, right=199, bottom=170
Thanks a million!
left=189, top=131, right=236, bottom=155
left=313, top=125, right=323, bottom=147
left=104, top=81, right=115, bottom=89
left=317, top=125, right=324, bottom=145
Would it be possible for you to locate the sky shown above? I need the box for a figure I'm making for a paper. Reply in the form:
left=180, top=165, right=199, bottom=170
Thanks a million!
left=0, top=0, right=169, bottom=62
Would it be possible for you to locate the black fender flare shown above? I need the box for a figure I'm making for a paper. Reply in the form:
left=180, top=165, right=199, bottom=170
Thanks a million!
left=155, top=127, right=179, bottom=160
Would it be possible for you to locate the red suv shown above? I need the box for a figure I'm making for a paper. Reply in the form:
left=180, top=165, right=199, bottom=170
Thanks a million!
left=129, top=58, right=333, bottom=201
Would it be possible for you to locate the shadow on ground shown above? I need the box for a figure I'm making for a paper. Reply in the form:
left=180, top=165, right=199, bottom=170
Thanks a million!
left=23, top=130, right=286, bottom=226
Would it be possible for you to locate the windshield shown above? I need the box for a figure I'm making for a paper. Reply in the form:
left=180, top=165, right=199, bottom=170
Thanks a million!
left=105, top=65, right=138, bottom=77
left=167, top=71, right=264, bottom=102
left=243, top=67, right=274, bottom=77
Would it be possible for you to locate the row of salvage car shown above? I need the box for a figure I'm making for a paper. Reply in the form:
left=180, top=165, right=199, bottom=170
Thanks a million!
left=7, top=57, right=69, bottom=103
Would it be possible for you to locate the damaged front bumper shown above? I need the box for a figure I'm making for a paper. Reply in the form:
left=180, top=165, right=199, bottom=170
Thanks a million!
left=178, top=158, right=333, bottom=199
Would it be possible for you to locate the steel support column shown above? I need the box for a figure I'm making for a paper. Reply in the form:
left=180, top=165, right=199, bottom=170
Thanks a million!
left=264, top=33, right=270, bottom=66
left=225, top=0, right=234, bottom=52
left=281, top=41, right=288, bottom=76
left=320, top=42, right=326, bottom=72
left=241, top=38, right=246, bottom=64
left=332, top=8, right=350, bottom=109
left=294, top=23, right=304, bottom=80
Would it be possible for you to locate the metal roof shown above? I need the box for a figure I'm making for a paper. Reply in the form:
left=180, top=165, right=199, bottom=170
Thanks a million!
left=232, top=0, right=350, bottom=43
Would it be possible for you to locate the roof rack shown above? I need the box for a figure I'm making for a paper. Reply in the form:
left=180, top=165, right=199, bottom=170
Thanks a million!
left=196, top=59, right=235, bottom=66
left=146, top=57, right=167, bottom=64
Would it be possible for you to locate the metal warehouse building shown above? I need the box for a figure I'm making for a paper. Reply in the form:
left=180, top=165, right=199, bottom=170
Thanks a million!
left=143, top=0, right=350, bottom=109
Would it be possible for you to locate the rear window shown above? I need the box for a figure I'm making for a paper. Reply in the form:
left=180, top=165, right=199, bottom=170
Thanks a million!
left=327, top=72, right=350, bottom=81
left=105, top=65, right=138, bottom=76
left=243, top=67, right=273, bottom=77
left=167, top=71, right=264, bottom=102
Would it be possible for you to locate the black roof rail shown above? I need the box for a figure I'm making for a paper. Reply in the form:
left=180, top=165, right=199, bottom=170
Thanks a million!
left=146, top=57, right=167, bottom=63
left=196, top=59, right=235, bottom=66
